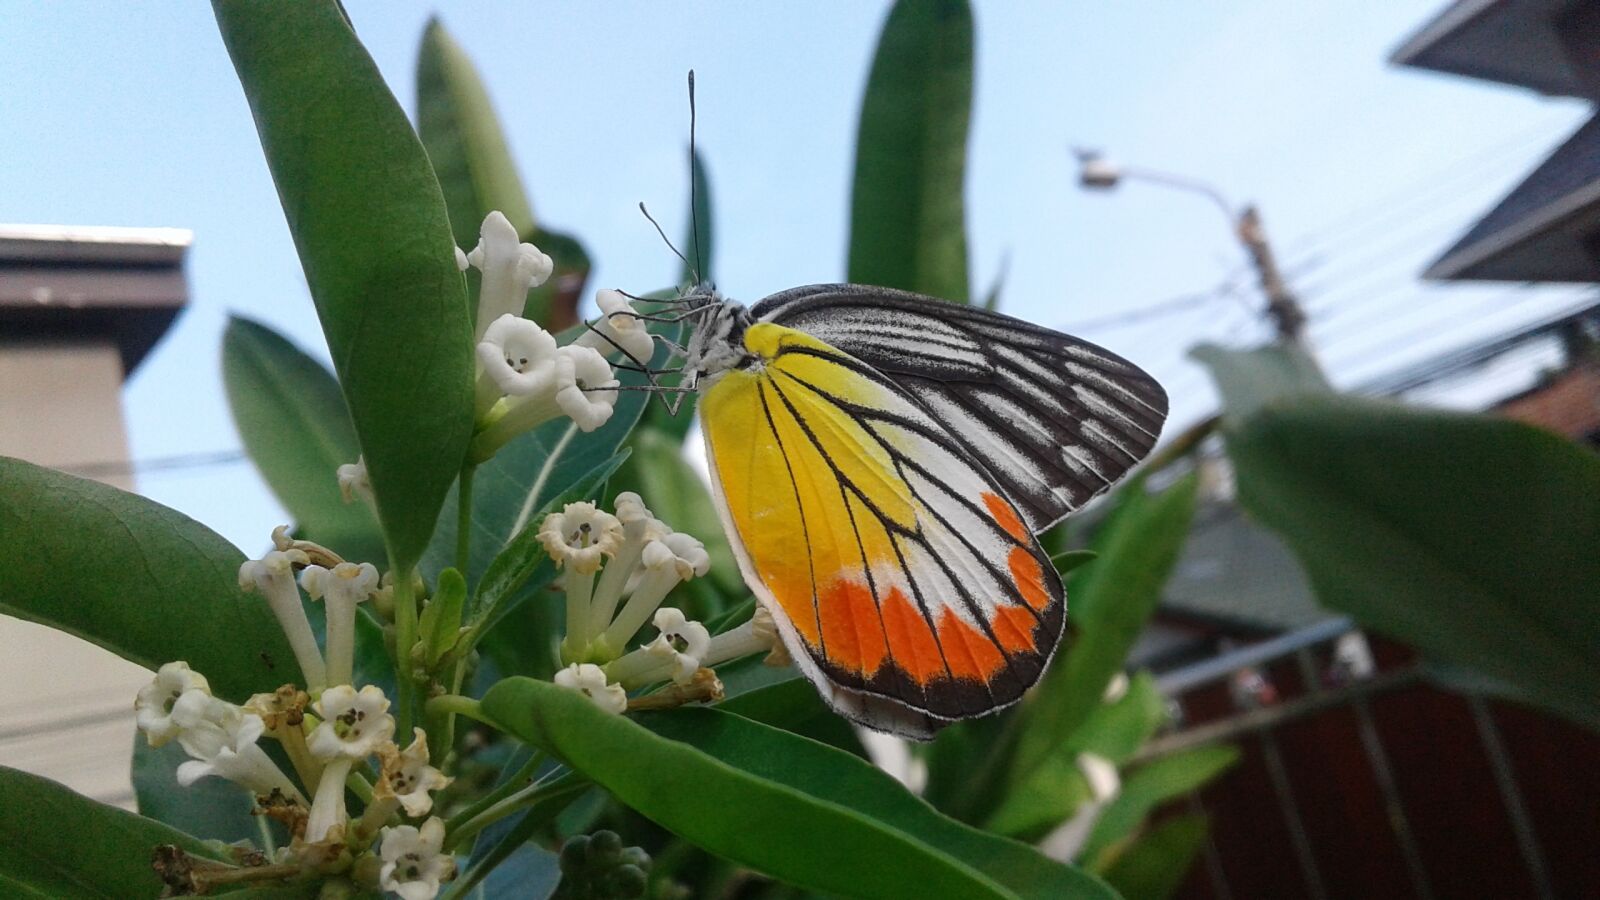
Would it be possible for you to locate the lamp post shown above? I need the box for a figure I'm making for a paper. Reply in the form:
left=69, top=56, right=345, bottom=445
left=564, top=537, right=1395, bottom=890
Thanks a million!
left=1074, top=149, right=1309, bottom=345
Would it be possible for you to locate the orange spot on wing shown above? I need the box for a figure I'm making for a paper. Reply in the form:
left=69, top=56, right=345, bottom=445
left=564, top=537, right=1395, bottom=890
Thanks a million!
left=982, top=491, right=1029, bottom=543
left=936, top=608, right=1005, bottom=681
left=764, top=571, right=821, bottom=645
left=881, top=588, right=945, bottom=684
left=818, top=579, right=888, bottom=676
left=1008, top=547, right=1052, bottom=611
left=991, top=603, right=1038, bottom=654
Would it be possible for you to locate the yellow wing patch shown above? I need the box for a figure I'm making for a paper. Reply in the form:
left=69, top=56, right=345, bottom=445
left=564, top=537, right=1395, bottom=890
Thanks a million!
left=701, top=323, right=1065, bottom=737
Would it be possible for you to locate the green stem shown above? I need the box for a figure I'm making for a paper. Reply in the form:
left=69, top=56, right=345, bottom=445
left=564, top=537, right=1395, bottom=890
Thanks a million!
left=444, top=768, right=574, bottom=853
left=424, top=693, right=487, bottom=724
left=393, top=567, right=419, bottom=739
left=443, top=751, right=546, bottom=837
left=434, top=661, right=468, bottom=765
left=455, top=464, right=476, bottom=574
left=345, top=769, right=374, bottom=805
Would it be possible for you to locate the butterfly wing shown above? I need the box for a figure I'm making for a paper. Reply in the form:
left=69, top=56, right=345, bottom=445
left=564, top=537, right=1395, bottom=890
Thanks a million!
left=752, top=284, right=1168, bottom=532
left=699, top=322, right=1065, bottom=739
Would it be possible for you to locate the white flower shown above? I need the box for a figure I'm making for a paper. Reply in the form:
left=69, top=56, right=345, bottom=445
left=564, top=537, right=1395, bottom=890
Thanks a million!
left=553, top=345, right=620, bottom=431
left=337, top=456, right=373, bottom=505
left=300, top=562, right=380, bottom=687
left=469, top=345, right=620, bottom=463
left=584, top=493, right=668, bottom=649
left=1077, top=753, right=1121, bottom=804
left=383, top=728, right=453, bottom=818
left=466, top=211, right=552, bottom=340
left=1102, top=672, right=1130, bottom=704
left=239, top=549, right=326, bottom=692
left=703, top=606, right=788, bottom=668
left=454, top=246, right=470, bottom=272
left=308, top=684, right=395, bottom=760
left=574, top=289, right=656, bottom=363
left=554, top=663, right=628, bottom=715
left=599, top=532, right=711, bottom=654
left=649, top=608, right=711, bottom=684
left=168, top=692, right=305, bottom=803
left=539, top=503, right=623, bottom=576
left=476, top=314, right=559, bottom=396
left=380, top=818, right=456, bottom=900
left=135, top=662, right=210, bottom=747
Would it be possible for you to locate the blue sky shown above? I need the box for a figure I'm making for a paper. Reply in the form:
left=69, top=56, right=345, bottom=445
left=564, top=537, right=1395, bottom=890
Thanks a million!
left=1, top=2, right=1589, bottom=551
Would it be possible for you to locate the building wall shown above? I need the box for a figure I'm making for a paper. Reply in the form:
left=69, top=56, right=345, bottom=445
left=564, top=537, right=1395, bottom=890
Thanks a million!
left=0, top=340, right=151, bottom=808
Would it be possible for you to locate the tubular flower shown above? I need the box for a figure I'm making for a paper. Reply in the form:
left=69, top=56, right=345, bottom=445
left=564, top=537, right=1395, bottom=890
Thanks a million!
left=336, top=456, right=373, bottom=505
left=702, top=606, right=788, bottom=668
left=554, top=663, right=628, bottom=715
left=168, top=691, right=305, bottom=804
left=469, top=345, right=620, bottom=463
left=476, top=314, right=559, bottom=398
left=379, top=817, right=456, bottom=900
left=584, top=493, right=668, bottom=648
left=606, top=607, right=711, bottom=688
left=541, top=502, right=624, bottom=664
left=239, top=549, right=326, bottom=692
left=134, top=661, right=211, bottom=747
left=599, top=532, right=711, bottom=656
left=465, top=210, right=552, bottom=340
left=381, top=728, right=452, bottom=818
left=574, top=289, right=656, bottom=363
left=305, top=685, right=394, bottom=844
left=299, top=562, right=380, bottom=687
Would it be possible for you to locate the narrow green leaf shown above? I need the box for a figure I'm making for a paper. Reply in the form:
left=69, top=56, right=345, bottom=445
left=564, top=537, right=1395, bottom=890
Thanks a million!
left=0, top=765, right=306, bottom=899
left=420, top=567, right=467, bottom=667
left=416, top=17, right=534, bottom=247
left=480, top=678, right=1116, bottom=900
left=847, top=0, right=973, bottom=302
left=985, top=673, right=1166, bottom=839
left=680, top=148, right=714, bottom=288
left=0, top=458, right=300, bottom=701
left=1190, top=342, right=1330, bottom=428
left=221, top=316, right=382, bottom=563
left=1012, top=476, right=1199, bottom=786
left=214, top=0, right=475, bottom=571
left=1100, top=813, right=1209, bottom=900
left=1050, top=549, right=1098, bottom=577
left=1084, top=745, right=1239, bottom=867
left=1229, top=396, right=1600, bottom=728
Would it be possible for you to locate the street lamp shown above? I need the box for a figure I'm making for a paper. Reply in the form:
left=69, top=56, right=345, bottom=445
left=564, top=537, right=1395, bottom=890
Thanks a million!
left=1073, top=148, right=1308, bottom=344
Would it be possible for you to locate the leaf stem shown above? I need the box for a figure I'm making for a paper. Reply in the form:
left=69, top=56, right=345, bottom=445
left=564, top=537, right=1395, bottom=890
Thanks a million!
left=443, top=768, right=577, bottom=853
left=455, top=464, right=476, bottom=573
left=442, top=750, right=546, bottom=837
left=424, top=693, right=487, bottom=724
left=392, top=567, right=419, bottom=738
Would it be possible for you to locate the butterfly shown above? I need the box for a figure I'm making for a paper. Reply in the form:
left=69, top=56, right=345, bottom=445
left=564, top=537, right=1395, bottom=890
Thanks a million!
left=646, top=282, right=1167, bottom=739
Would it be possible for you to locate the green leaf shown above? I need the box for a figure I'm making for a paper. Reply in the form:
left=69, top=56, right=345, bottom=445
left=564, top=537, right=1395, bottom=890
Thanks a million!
left=680, top=148, right=714, bottom=288
left=1012, top=476, right=1199, bottom=785
left=214, top=0, right=475, bottom=571
left=1189, top=342, right=1330, bottom=428
left=847, top=0, right=973, bottom=302
left=221, top=317, right=383, bottom=563
left=1050, top=549, right=1098, bottom=577
left=480, top=678, right=1115, bottom=900
left=415, top=17, right=534, bottom=247
left=132, top=740, right=260, bottom=846
left=1229, top=396, right=1600, bottom=728
left=985, top=672, right=1166, bottom=839
left=1100, top=814, right=1209, bottom=900
left=1084, top=745, right=1238, bottom=868
left=0, top=458, right=300, bottom=701
left=420, top=567, right=467, bottom=667
left=716, top=676, right=868, bottom=759
left=0, top=765, right=296, bottom=899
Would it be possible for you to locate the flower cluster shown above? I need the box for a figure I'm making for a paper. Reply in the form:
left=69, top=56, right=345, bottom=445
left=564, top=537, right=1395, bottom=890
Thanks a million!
left=461, top=211, right=658, bottom=464
left=540, top=492, right=782, bottom=714
left=137, top=534, right=454, bottom=898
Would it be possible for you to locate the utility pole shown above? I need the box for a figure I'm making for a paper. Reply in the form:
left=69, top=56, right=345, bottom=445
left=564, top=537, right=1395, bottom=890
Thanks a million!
left=1075, top=149, right=1311, bottom=347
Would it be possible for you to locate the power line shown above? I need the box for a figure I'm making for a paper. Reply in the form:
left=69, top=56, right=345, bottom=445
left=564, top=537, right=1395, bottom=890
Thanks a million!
left=57, top=449, right=248, bottom=479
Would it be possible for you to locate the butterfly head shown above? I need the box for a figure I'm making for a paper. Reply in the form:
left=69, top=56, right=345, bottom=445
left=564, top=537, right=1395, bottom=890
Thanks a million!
left=679, top=285, right=753, bottom=381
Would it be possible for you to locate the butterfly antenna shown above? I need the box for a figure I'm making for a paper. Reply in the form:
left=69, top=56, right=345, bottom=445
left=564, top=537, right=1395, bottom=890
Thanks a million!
left=687, top=69, right=705, bottom=287
left=639, top=202, right=694, bottom=280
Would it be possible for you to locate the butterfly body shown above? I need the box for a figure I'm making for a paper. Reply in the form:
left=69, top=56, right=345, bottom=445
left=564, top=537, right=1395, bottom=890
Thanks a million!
left=682, top=285, right=1166, bottom=738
